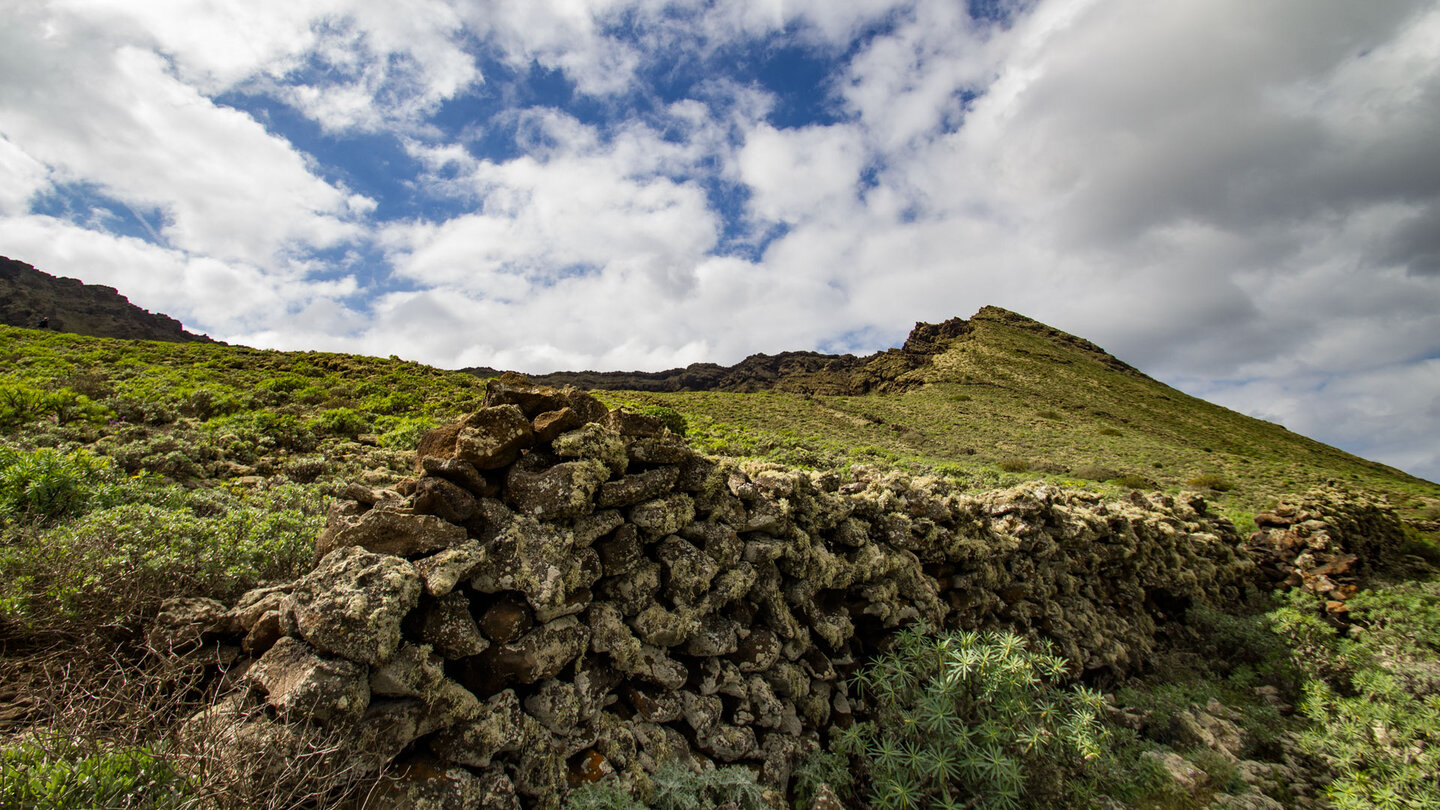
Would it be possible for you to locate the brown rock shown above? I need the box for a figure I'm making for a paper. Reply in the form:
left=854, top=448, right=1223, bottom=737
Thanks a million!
left=412, top=476, right=479, bottom=524
left=241, top=609, right=283, bottom=655
left=365, top=757, right=488, bottom=810
left=484, top=380, right=568, bottom=418
left=456, top=406, right=534, bottom=470
left=407, top=592, right=490, bottom=659
left=606, top=409, right=666, bottom=437
left=414, top=422, right=463, bottom=469
left=315, top=507, right=468, bottom=559
left=147, top=596, right=233, bottom=652
left=596, top=466, right=680, bottom=508
left=533, top=407, right=583, bottom=442
left=477, top=594, right=534, bottom=644
left=419, top=456, right=498, bottom=497
left=246, top=636, right=369, bottom=724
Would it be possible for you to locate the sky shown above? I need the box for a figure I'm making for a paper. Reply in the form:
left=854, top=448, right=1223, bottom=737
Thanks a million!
left=1, top=0, right=1439, bottom=483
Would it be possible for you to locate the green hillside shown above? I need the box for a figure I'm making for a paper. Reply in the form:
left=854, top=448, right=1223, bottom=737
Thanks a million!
left=3, top=315, right=1439, bottom=810
left=594, top=308, right=1439, bottom=523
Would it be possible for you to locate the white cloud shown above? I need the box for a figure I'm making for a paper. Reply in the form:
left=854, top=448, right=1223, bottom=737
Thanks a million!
left=0, top=135, right=49, bottom=216
left=740, top=124, right=867, bottom=224
left=383, top=111, right=721, bottom=304
left=0, top=8, right=366, bottom=265
left=0, top=215, right=359, bottom=336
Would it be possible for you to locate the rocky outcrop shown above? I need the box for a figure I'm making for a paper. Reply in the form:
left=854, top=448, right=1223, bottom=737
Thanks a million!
left=1245, top=488, right=1407, bottom=614
left=463, top=318, right=979, bottom=395
left=462, top=308, right=1146, bottom=395
left=0, top=256, right=214, bottom=342
left=183, top=380, right=1267, bottom=807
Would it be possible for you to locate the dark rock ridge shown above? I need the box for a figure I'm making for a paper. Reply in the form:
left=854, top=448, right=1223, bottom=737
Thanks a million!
left=0, top=255, right=213, bottom=343
left=464, top=307, right=1137, bottom=395
left=145, top=380, right=1408, bottom=809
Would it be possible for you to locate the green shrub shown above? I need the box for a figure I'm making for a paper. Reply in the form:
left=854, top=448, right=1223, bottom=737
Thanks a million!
left=0, top=740, right=189, bottom=809
left=998, top=458, right=1030, bottom=473
left=638, top=405, right=687, bottom=436
left=375, top=415, right=438, bottom=450
left=1112, top=474, right=1157, bottom=490
left=1267, top=584, right=1440, bottom=808
left=838, top=627, right=1108, bottom=809
left=1097, top=427, right=1122, bottom=437
left=0, top=382, right=112, bottom=431
left=565, top=781, right=646, bottom=810
left=308, top=407, right=372, bottom=439
left=650, top=762, right=769, bottom=810
left=1186, top=474, right=1234, bottom=492
left=0, top=447, right=115, bottom=525
left=0, top=484, right=322, bottom=636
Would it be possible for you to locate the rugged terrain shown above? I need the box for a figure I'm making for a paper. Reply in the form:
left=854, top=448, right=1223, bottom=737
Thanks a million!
left=0, top=255, right=213, bottom=343
left=0, top=269, right=1438, bottom=809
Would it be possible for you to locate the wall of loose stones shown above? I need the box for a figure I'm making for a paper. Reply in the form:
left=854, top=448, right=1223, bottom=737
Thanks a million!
left=176, top=380, right=1268, bottom=809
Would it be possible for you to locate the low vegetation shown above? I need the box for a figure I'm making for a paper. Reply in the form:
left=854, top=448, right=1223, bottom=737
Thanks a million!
left=1, top=321, right=1438, bottom=809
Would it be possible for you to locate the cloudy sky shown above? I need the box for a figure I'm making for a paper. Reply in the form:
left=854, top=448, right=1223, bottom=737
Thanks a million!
left=2, top=0, right=1438, bottom=482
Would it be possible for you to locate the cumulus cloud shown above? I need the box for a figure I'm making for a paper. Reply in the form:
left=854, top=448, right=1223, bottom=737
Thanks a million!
left=2, top=0, right=1438, bottom=481
left=0, top=7, right=365, bottom=265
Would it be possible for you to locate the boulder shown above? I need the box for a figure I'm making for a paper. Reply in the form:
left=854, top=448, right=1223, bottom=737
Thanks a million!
left=246, top=636, right=369, bottom=724
left=315, top=507, right=468, bottom=558
left=429, top=689, right=528, bottom=768
left=406, top=591, right=490, bottom=659
left=289, top=546, right=422, bottom=667
left=505, top=455, right=610, bottom=520
left=455, top=406, right=534, bottom=470
left=413, top=540, right=487, bottom=597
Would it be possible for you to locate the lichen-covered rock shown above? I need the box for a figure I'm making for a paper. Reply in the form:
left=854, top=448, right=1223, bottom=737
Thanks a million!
left=629, top=494, right=695, bottom=537
left=588, top=603, right=689, bottom=689
left=148, top=596, right=233, bottom=652
left=505, top=455, right=610, bottom=520
left=553, top=423, right=628, bottom=476
left=370, top=643, right=446, bottom=698
left=430, top=689, right=527, bottom=768
left=597, top=466, right=680, bottom=509
left=419, top=456, right=498, bottom=497
left=289, top=546, right=422, bottom=667
left=627, top=437, right=693, bottom=465
left=595, top=523, right=644, bottom=575
left=468, top=616, right=592, bottom=688
left=365, top=758, right=488, bottom=810
left=413, top=540, right=487, bottom=597
left=606, top=409, right=666, bottom=437
left=470, top=516, right=600, bottom=619
left=456, top=406, right=535, bottom=470
left=315, top=506, right=468, bottom=559
left=407, top=591, right=490, bottom=659
left=246, top=636, right=370, bottom=724
left=656, top=535, right=719, bottom=605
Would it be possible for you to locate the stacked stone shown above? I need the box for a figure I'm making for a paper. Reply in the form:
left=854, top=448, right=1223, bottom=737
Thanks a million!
left=1245, top=488, right=1407, bottom=614
left=178, top=380, right=1255, bottom=809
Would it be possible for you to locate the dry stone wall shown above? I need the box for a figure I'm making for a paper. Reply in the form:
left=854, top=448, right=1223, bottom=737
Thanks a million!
left=167, top=380, right=1273, bottom=808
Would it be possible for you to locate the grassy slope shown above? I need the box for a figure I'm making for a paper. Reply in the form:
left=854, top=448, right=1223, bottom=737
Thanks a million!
left=594, top=310, right=1440, bottom=522
left=4, top=319, right=1440, bottom=808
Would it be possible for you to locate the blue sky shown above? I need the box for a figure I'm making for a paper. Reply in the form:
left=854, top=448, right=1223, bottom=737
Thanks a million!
left=1, top=0, right=1439, bottom=482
